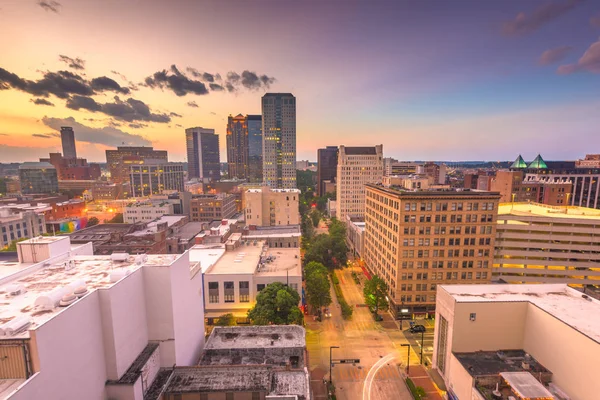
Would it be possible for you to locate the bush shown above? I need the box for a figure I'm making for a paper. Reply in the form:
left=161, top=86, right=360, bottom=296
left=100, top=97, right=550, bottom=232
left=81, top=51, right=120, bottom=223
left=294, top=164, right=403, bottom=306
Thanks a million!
left=341, top=302, right=353, bottom=319
left=406, top=378, right=425, bottom=400
left=331, top=273, right=339, bottom=285
left=330, top=272, right=353, bottom=320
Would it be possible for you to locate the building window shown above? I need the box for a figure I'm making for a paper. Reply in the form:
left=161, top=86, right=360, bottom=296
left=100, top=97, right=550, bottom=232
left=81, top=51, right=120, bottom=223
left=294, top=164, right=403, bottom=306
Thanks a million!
left=208, top=282, right=219, bottom=303
left=257, top=283, right=266, bottom=292
left=224, top=281, right=235, bottom=303
left=436, top=315, right=448, bottom=374
left=470, top=313, right=476, bottom=321
left=239, top=281, right=250, bottom=302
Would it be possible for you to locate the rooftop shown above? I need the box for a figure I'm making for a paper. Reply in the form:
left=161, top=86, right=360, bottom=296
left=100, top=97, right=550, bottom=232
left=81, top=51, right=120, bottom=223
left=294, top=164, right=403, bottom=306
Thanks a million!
left=168, top=222, right=204, bottom=241
left=188, top=244, right=227, bottom=273
left=368, top=183, right=500, bottom=198
left=501, top=372, right=554, bottom=399
left=127, top=215, right=186, bottom=237
left=19, top=162, right=55, bottom=170
left=498, top=202, right=600, bottom=220
left=454, top=350, right=549, bottom=377
left=342, top=146, right=378, bottom=155
left=243, top=225, right=301, bottom=238
left=441, top=284, right=600, bottom=344
left=204, top=326, right=306, bottom=350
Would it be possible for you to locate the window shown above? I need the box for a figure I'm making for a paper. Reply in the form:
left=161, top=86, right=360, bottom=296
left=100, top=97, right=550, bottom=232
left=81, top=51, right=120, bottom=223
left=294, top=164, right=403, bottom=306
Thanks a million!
left=208, top=282, right=219, bottom=303
left=239, top=281, right=250, bottom=302
left=436, top=316, right=448, bottom=373
left=257, top=284, right=266, bottom=292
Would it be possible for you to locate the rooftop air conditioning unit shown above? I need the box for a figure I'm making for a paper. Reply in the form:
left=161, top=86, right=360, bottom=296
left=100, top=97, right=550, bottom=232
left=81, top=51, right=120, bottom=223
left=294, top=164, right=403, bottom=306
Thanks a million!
left=110, top=253, right=129, bottom=262
left=1, top=316, right=32, bottom=336
left=6, top=283, right=25, bottom=296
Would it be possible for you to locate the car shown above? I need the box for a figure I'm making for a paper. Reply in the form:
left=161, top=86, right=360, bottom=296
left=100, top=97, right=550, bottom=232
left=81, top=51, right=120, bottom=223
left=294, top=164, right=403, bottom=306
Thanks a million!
left=409, top=324, right=426, bottom=333
left=324, top=308, right=332, bottom=318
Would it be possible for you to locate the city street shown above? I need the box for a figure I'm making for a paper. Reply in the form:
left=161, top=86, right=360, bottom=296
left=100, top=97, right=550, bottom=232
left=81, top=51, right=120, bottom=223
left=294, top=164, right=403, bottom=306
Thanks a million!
left=306, top=266, right=417, bottom=400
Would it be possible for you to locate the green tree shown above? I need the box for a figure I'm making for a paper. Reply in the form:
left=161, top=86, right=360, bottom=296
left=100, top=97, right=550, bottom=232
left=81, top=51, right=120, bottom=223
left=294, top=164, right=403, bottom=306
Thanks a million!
left=363, top=275, right=389, bottom=316
left=301, top=215, right=314, bottom=249
left=248, top=282, right=303, bottom=325
left=1, top=238, right=28, bottom=252
left=215, top=313, right=237, bottom=326
left=310, top=209, right=322, bottom=228
left=304, top=233, right=348, bottom=269
left=107, top=213, right=124, bottom=223
left=87, top=217, right=100, bottom=227
left=328, top=218, right=346, bottom=239
left=306, top=271, right=331, bottom=314
left=305, top=261, right=328, bottom=279
left=296, top=170, right=316, bottom=192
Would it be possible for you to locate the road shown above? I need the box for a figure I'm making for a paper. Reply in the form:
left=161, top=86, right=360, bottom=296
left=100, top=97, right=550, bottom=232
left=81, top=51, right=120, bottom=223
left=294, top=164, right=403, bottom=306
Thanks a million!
left=306, top=266, right=416, bottom=400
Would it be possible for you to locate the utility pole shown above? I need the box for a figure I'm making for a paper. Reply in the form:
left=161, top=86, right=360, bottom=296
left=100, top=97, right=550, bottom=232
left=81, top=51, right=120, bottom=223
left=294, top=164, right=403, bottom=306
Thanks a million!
left=401, top=343, right=410, bottom=375
left=420, top=330, right=424, bottom=365
left=329, top=346, right=339, bottom=384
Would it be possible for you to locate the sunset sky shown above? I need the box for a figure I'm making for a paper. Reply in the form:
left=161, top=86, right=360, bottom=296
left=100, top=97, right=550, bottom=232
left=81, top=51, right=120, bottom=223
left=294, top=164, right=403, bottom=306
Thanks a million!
left=1, top=0, right=599, bottom=163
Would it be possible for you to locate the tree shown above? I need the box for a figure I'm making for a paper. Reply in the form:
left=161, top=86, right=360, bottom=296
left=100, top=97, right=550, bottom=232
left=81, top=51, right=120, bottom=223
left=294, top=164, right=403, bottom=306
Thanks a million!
left=305, top=261, right=328, bottom=279
left=310, top=209, right=322, bottom=228
left=215, top=313, right=237, bottom=326
left=301, top=215, right=314, bottom=249
left=306, top=271, right=331, bottom=314
left=248, top=282, right=303, bottom=325
left=1, top=238, right=28, bottom=252
left=87, top=217, right=100, bottom=227
left=328, top=218, right=346, bottom=239
left=304, top=233, right=348, bottom=269
left=106, top=213, right=124, bottom=223
left=364, top=275, right=389, bottom=316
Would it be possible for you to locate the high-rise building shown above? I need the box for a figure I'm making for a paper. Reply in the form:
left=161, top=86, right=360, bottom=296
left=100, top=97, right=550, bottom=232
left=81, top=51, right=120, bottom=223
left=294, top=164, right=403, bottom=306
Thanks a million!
left=363, top=183, right=500, bottom=318
left=18, top=162, right=59, bottom=194
left=261, top=93, right=296, bottom=189
left=0, top=207, right=46, bottom=248
left=40, top=153, right=101, bottom=181
left=336, top=145, right=383, bottom=222
left=105, top=146, right=168, bottom=184
left=185, top=127, right=221, bottom=182
left=226, top=115, right=249, bottom=180
left=129, top=162, right=185, bottom=197
left=317, top=146, right=338, bottom=196
left=244, top=187, right=300, bottom=227
left=247, top=115, right=263, bottom=183
left=60, top=126, right=77, bottom=159
left=491, top=170, right=572, bottom=206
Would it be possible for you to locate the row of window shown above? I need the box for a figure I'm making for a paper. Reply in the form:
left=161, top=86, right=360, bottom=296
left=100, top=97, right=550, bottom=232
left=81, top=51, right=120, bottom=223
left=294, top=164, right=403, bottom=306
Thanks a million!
left=403, top=201, right=496, bottom=212
left=403, top=214, right=494, bottom=223
left=400, top=271, right=488, bottom=281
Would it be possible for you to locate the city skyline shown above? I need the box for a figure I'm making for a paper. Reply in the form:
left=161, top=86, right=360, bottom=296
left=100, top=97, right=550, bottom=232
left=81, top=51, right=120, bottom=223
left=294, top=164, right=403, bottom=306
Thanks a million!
left=1, top=0, right=600, bottom=163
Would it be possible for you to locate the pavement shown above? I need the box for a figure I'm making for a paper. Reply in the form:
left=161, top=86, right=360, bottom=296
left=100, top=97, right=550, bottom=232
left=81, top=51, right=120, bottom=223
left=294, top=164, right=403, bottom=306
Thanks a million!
left=409, top=366, right=444, bottom=400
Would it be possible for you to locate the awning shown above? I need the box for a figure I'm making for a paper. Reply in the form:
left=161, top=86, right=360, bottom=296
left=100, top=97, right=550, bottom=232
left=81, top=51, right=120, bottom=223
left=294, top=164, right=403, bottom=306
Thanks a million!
left=429, top=368, right=448, bottom=392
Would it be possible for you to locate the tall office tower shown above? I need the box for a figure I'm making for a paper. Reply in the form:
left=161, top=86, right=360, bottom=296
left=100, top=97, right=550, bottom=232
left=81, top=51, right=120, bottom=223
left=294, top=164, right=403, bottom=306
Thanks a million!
left=185, top=127, right=221, bottom=182
left=226, top=114, right=249, bottom=180
left=363, top=184, right=500, bottom=318
left=60, top=126, right=77, bottom=159
left=129, top=161, right=185, bottom=197
left=317, top=146, right=338, bottom=196
left=247, top=115, right=263, bottom=183
left=261, top=93, right=296, bottom=189
left=105, top=146, right=168, bottom=184
left=18, top=162, right=59, bottom=194
left=336, top=145, right=383, bottom=222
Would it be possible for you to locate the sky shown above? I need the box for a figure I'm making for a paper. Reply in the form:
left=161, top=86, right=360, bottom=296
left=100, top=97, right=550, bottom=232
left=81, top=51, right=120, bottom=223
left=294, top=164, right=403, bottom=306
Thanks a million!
left=1, top=0, right=599, bottom=163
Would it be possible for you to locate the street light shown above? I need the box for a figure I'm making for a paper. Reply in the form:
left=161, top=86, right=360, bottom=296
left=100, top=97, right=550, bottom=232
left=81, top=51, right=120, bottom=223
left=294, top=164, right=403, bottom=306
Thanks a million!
left=329, top=346, right=339, bottom=384
left=401, top=343, right=411, bottom=375
left=420, top=330, right=425, bottom=365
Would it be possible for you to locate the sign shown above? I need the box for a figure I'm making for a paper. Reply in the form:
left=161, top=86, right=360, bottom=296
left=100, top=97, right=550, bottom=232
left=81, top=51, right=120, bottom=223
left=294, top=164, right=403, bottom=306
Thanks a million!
left=332, top=359, right=360, bottom=364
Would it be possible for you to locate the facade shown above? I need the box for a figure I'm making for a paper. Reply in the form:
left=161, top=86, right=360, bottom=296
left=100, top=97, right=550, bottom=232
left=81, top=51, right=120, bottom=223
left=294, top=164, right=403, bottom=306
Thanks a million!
left=494, top=202, right=600, bottom=285
left=383, top=175, right=431, bottom=190
left=226, top=114, right=249, bottom=180
left=60, top=126, right=77, bottom=159
left=247, top=114, right=263, bottom=183
left=346, top=215, right=365, bottom=258
left=0, top=207, right=46, bottom=248
left=18, top=162, right=59, bottom=195
left=491, top=170, right=572, bottom=206
left=317, top=146, right=338, bottom=196
left=384, top=160, right=420, bottom=177
left=124, top=200, right=175, bottom=223
left=0, top=236, right=205, bottom=400
left=40, top=153, right=101, bottom=181
left=363, top=184, right=500, bottom=318
left=185, top=127, right=221, bottom=182
left=261, top=93, right=296, bottom=189
left=106, top=146, right=168, bottom=185
left=423, top=162, right=447, bottom=185
left=161, top=325, right=310, bottom=400
left=433, top=284, right=600, bottom=400
left=92, top=182, right=131, bottom=200
left=244, top=187, right=300, bottom=227
left=242, top=224, right=301, bottom=248
left=189, top=236, right=302, bottom=322
left=189, top=193, right=237, bottom=222
left=129, top=162, right=185, bottom=197
left=336, top=145, right=383, bottom=222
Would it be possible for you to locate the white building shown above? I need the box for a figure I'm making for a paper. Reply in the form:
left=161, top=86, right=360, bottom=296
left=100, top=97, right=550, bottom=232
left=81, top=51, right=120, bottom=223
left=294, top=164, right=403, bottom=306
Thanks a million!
left=189, top=235, right=302, bottom=325
left=433, top=283, right=600, bottom=400
left=123, top=200, right=175, bottom=223
left=262, top=93, right=296, bottom=189
left=243, top=187, right=300, bottom=227
left=0, top=236, right=205, bottom=400
left=0, top=208, right=46, bottom=248
left=336, top=145, right=383, bottom=222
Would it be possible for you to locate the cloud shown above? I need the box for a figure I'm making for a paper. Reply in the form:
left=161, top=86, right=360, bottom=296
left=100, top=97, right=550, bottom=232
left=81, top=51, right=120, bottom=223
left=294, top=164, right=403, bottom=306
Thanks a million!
left=66, top=95, right=171, bottom=123
left=592, top=13, right=600, bottom=28
left=185, top=68, right=216, bottom=83
left=111, top=70, right=128, bottom=80
left=144, top=65, right=209, bottom=96
left=32, top=133, right=59, bottom=139
left=90, top=76, right=130, bottom=94
left=209, top=83, right=224, bottom=91
left=169, top=112, right=182, bottom=117
left=31, top=98, right=55, bottom=106
left=37, top=0, right=61, bottom=13
left=175, top=124, right=183, bottom=128
left=128, top=123, right=147, bottom=129
left=187, top=101, right=199, bottom=108
left=241, top=70, right=276, bottom=89
left=503, top=0, right=581, bottom=36
left=66, top=95, right=102, bottom=111
left=42, top=116, right=152, bottom=147
left=539, top=46, right=572, bottom=65
left=0, top=68, right=92, bottom=99
left=210, top=111, right=217, bottom=115
left=558, top=39, right=600, bottom=74
left=58, top=55, right=85, bottom=70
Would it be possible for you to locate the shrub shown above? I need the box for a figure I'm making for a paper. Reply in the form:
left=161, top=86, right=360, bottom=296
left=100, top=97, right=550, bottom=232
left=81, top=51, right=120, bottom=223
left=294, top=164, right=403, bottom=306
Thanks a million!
left=406, top=378, right=424, bottom=400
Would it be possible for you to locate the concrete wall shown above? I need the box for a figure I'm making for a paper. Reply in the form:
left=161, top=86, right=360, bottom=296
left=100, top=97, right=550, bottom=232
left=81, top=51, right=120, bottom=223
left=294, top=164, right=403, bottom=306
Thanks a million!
left=204, top=273, right=256, bottom=312
left=105, top=379, right=143, bottom=400
left=99, top=269, right=149, bottom=380
left=10, top=294, right=107, bottom=400
left=523, top=304, right=600, bottom=400
left=446, top=353, right=473, bottom=400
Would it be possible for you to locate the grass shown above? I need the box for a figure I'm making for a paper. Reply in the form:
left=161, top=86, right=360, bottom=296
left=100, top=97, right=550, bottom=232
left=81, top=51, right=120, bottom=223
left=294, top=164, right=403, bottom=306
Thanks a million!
left=330, top=272, right=353, bottom=320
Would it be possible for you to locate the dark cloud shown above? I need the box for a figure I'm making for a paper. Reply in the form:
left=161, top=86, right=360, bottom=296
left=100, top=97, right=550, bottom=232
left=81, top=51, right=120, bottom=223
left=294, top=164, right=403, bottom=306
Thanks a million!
left=0, top=68, right=92, bottom=98
left=225, top=82, right=235, bottom=92
left=42, top=116, right=152, bottom=147
left=187, top=101, right=199, bottom=108
left=169, top=112, right=182, bottom=117
left=128, top=123, right=147, bottom=129
left=58, top=55, right=85, bottom=70
left=91, top=76, right=130, bottom=94
left=32, top=133, right=59, bottom=139
left=65, top=95, right=171, bottom=123
left=503, top=0, right=581, bottom=36
left=226, top=72, right=240, bottom=84
left=558, top=39, right=600, bottom=74
left=38, top=0, right=61, bottom=13
left=185, top=68, right=215, bottom=82
left=539, top=46, right=572, bottom=65
left=0, top=134, right=9, bottom=136
left=144, top=64, right=209, bottom=96
left=591, top=13, right=600, bottom=28
left=240, top=70, right=275, bottom=89
left=175, top=124, right=183, bottom=128
left=31, top=98, right=55, bottom=106
left=66, top=95, right=102, bottom=111
left=209, top=83, right=224, bottom=91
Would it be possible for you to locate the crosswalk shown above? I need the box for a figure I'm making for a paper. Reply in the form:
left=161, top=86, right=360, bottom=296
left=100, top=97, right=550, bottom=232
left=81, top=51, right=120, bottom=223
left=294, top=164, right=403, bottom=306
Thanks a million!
left=333, top=364, right=401, bottom=382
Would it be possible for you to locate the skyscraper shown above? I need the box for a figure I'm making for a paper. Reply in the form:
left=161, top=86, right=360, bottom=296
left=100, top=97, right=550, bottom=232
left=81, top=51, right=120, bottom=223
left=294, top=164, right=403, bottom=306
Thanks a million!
left=247, top=115, right=263, bottom=183
left=60, top=126, right=77, bottom=159
left=262, top=93, right=296, bottom=189
left=185, top=127, right=221, bottom=182
left=317, top=146, right=338, bottom=196
left=226, top=115, right=249, bottom=180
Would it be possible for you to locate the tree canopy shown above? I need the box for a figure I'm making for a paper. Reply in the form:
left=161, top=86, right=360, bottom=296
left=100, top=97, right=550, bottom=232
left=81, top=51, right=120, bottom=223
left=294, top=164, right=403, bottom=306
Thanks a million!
left=303, top=233, right=348, bottom=269
left=304, top=262, right=331, bottom=313
left=87, top=217, right=100, bottom=227
left=364, top=275, right=389, bottom=315
left=248, top=282, right=303, bottom=325
left=215, top=313, right=237, bottom=326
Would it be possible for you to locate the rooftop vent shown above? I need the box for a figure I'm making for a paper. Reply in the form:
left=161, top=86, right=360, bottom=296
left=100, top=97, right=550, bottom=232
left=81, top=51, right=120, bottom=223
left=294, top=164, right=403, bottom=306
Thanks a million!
left=110, top=253, right=129, bottom=262
left=6, top=283, right=25, bottom=297
left=59, top=294, right=77, bottom=307
left=0, top=316, right=32, bottom=337
left=74, top=286, right=88, bottom=298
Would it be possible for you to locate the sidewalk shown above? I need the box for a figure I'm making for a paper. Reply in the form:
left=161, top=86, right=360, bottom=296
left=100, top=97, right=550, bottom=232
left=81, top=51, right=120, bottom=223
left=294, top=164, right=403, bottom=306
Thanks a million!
left=408, top=365, right=444, bottom=400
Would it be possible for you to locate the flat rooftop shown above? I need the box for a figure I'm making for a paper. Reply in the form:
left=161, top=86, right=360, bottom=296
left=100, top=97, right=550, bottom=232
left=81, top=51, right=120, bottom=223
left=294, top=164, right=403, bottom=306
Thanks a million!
left=188, top=244, right=227, bottom=273
left=168, top=222, right=204, bottom=240
left=257, top=248, right=302, bottom=277
left=127, top=215, right=186, bottom=237
left=205, top=326, right=306, bottom=350
left=0, top=253, right=179, bottom=339
left=498, top=202, right=600, bottom=220
left=501, top=372, right=554, bottom=399
left=454, top=350, right=549, bottom=377
left=243, top=225, right=301, bottom=238
left=367, top=183, right=500, bottom=197
left=441, top=284, right=600, bottom=344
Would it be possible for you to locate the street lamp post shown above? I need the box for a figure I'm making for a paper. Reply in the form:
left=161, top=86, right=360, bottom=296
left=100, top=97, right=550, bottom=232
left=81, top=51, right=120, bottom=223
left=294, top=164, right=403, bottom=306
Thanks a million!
left=401, top=343, right=410, bottom=375
left=420, top=330, right=425, bottom=365
left=329, top=346, right=339, bottom=385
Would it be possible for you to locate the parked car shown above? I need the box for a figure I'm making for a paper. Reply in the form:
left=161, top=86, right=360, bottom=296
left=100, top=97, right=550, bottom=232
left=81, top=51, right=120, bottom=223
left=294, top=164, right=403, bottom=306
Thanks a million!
left=324, top=308, right=332, bottom=318
left=409, top=324, right=426, bottom=333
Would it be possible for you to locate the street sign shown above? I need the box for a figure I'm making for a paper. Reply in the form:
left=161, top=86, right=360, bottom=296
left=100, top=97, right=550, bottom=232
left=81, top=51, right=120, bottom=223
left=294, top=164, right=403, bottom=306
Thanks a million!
left=332, top=359, right=360, bottom=364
